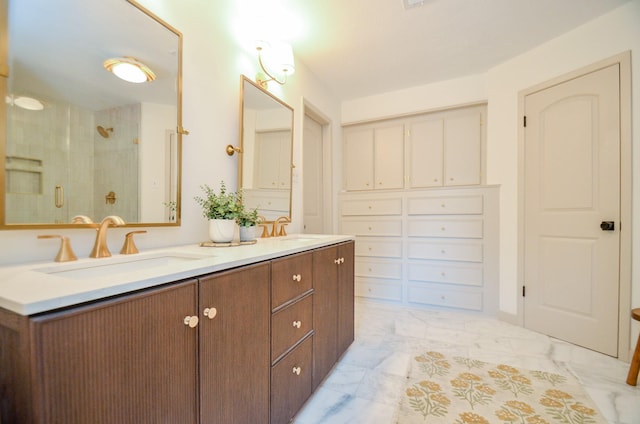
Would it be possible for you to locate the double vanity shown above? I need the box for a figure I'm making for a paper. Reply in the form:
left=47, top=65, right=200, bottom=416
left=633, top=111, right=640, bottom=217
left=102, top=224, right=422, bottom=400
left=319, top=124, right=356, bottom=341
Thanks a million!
left=0, top=235, right=355, bottom=424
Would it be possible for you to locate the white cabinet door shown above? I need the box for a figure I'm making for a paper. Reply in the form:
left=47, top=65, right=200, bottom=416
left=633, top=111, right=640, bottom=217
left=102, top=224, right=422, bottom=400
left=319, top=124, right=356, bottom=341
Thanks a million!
left=256, top=131, right=291, bottom=189
left=407, top=119, right=443, bottom=188
left=344, top=128, right=374, bottom=191
left=374, top=125, right=404, bottom=190
left=444, top=113, right=481, bottom=186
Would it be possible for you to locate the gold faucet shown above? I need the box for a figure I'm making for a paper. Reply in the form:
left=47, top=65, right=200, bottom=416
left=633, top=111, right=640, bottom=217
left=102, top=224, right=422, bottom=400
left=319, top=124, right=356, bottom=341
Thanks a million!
left=90, top=215, right=125, bottom=258
left=38, top=235, right=78, bottom=262
left=71, top=215, right=94, bottom=224
left=271, top=216, right=291, bottom=237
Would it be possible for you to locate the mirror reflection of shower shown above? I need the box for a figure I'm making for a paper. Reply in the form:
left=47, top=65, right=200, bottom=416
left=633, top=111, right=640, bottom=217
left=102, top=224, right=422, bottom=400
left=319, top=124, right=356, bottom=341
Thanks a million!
left=97, top=126, right=113, bottom=138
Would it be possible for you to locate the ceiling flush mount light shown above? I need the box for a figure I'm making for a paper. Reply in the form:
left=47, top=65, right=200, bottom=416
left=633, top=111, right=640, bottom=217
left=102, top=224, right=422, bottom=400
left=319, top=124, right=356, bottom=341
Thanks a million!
left=255, top=40, right=295, bottom=88
left=103, top=57, right=156, bottom=83
left=5, top=94, right=44, bottom=111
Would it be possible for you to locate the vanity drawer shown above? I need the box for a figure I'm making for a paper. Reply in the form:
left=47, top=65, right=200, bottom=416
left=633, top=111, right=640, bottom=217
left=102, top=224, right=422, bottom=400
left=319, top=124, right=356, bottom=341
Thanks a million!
left=407, top=195, right=483, bottom=215
left=408, top=261, right=483, bottom=286
left=408, top=218, right=483, bottom=238
left=272, top=252, right=313, bottom=309
left=355, top=278, right=403, bottom=301
left=408, top=284, right=483, bottom=311
left=355, top=238, right=402, bottom=258
left=407, top=240, right=483, bottom=262
left=271, top=336, right=313, bottom=424
left=341, top=197, right=402, bottom=216
left=341, top=218, right=402, bottom=237
left=271, top=295, right=313, bottom=362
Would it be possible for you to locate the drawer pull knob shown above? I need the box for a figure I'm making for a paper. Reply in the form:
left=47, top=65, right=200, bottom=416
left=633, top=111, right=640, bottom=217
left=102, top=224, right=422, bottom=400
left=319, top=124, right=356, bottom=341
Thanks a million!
left=340, top=257, right=345, bottom=264
left=441, top=250, right=446, bottom=254
left=203, top=307, right=217, bottom=319
left=292, top=320, right=302, bottom=328
left=441, top=227, right=446, bottom=231
left=292, top=274, right=302, bottom=282
left=334, top=258, right=340, bottom=264
left=441, top=272, right=446, bottom=277
left=441, top=203, right=446, bottom=207
left=292, top=366, right=302, bottom=375
left=368, top=205, right=372, bottom=209
left=183, top=316, right=199, bottom=328
left=368, top=226, right=372, bottom=231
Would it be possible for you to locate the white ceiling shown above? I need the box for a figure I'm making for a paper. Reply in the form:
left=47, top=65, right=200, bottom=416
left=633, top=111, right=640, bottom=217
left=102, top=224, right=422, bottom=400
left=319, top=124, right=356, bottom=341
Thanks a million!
left=283, top=0, right=631, bottom=100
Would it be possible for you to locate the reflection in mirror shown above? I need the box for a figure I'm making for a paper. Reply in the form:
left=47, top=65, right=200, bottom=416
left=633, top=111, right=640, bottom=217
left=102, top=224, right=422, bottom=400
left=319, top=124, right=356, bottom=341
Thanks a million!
left=1, top=0, right=183, bottom=228
left=239, top=76, right=293, bottom=222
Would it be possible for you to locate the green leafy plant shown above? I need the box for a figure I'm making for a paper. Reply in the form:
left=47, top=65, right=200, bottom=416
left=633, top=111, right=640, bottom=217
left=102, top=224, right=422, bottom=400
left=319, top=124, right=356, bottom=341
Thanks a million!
left=194, top=181, right=241, bottom=220
left=237, top=205, right=261, bottom=227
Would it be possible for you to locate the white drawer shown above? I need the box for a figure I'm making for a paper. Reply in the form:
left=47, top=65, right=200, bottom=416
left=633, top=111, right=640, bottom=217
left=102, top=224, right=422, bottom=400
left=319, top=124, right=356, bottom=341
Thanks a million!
left=355, top=239, right=402, bottom=258
left=355, top=278, right=403, bottom=301
left=407, top=195, right=483, bottom=215
left=408, top=218, right=483, bottom=238
left=355, top=258, right=402, bottom=279
left=341, top=198, right=402, bottom=216
left=407, top=240, right=483, bottom=262
left=407, top=261, right=483, bottom=286
left=407, top=285, right=482, bottom=311
left=341, top=219, right=402, bottom=237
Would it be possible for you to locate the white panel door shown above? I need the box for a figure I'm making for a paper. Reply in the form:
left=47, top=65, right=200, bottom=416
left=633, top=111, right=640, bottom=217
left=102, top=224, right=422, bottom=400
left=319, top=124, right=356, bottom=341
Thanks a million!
left=374, top=124, right=404, bottom=190
left=344, top=128, right=374, bottom=190
left=408, top=119, right=443, bottom=188
left=444, top=113, right=481, bottom=186
left=524, top=64, right=620, bottom=356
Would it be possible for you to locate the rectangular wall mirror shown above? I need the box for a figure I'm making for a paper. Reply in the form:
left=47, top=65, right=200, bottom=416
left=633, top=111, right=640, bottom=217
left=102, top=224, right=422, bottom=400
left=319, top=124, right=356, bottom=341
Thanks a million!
left=1, top=0, right=184, bottom=229
left=238, top=76, right=293, bottom=222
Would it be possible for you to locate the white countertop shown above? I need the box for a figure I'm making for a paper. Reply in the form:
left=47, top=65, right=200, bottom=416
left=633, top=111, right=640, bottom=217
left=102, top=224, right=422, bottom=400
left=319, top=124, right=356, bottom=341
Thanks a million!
left=0, top=234, right=354, bottom=316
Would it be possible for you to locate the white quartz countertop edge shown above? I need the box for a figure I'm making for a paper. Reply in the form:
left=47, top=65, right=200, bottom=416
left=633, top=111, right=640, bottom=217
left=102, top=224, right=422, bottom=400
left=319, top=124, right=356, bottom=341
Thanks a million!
left=0, top=234, right=354, bottom=316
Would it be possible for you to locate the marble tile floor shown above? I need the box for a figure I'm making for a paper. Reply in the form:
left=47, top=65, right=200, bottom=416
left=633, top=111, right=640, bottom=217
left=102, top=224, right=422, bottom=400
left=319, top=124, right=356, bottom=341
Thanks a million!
left=294, top=299, right=640, bottom=424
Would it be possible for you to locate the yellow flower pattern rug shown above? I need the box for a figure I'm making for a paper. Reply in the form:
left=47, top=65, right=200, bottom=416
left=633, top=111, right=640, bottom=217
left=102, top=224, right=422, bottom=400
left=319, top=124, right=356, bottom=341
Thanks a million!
left=396, top=351, right=606, bottom=424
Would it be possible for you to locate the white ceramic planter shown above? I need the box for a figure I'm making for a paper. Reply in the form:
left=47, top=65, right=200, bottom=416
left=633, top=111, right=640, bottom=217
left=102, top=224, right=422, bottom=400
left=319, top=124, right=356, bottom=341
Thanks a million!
left=239, top=225, right=257, bottom=242
left=208, top=219, right=236, bottom=243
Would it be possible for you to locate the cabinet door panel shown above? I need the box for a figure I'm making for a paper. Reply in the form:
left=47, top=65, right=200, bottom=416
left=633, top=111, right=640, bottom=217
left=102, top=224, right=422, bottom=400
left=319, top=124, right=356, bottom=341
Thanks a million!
left=199, top=263, right=270, bottom=424
left=337, top=242, right=355, bottom=356
left=33, top=281, right=198, bottom=424
left=374, top=125, right=405, bottom=189
left=312, top=246, right=339, bottom=389
left=444, top=113, right=481, bottom=186
left=344, top=128, right=374, bottom=190
left=408, top=119, right=444, bottom=188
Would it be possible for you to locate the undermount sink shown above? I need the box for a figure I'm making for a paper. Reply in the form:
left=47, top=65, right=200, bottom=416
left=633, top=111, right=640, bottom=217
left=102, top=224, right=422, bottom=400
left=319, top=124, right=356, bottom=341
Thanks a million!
left=34, top=253, right=207, bottom=280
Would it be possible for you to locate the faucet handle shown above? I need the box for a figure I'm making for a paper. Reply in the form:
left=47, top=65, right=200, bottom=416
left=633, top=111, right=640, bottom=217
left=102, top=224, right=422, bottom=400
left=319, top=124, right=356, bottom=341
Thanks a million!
left=120, top=231, right=147, bottom=255
left=278, top=223, right=289, bottom=236
left=38, top=235, right=78, bottom=262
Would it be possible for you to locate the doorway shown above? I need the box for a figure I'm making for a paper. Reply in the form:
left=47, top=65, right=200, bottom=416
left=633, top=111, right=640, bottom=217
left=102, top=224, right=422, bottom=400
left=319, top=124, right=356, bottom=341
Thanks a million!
left=520, top=52, right=632, bottom=358
left=302, top=103, right=332, bottom=234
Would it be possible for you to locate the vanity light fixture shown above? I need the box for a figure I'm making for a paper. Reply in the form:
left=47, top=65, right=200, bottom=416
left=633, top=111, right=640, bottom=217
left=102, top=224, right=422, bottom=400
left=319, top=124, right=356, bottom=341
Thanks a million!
left=103, top=57, right=156, bottom=83
left=5, top=94, right=44, bottom=111
left=255, top=40, right=295, bottom=88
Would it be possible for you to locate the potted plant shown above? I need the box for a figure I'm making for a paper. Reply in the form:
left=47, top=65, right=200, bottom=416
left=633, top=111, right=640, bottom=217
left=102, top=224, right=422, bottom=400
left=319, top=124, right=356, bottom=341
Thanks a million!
left=194, top=181, right=241, bottom=242
left=236, top=203, right=261, bottom=242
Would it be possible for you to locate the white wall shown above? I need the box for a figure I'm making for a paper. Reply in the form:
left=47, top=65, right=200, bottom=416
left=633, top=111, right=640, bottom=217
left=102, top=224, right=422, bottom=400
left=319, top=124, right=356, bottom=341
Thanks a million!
left=0, top=0, right=341, bottom=265
left=341, top=1, right=640, bottom=323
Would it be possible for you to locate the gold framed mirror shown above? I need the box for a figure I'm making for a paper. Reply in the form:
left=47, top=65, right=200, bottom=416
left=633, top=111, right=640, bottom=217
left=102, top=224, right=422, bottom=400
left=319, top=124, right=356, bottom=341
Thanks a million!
left=238, top=75, right=294, bottom=222
left=0, top=0, right=184, bottom=229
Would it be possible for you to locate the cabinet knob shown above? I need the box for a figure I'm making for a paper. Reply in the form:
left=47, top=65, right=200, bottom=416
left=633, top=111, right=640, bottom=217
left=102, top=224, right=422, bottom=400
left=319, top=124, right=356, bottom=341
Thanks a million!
left=292, top=320, right=302, bottom=328
left=292, top=274, right=302, bottom=282
left=334, top=258, right=340, bottom=264
left=183, top=316, right=199, bottom=328
left=292, top=366, right=302, bottom=375
left=340, top=257, right=345, bottom=264
left=203, top=307, right=218, bottom=319
left=441, top=227, right=446, bottom=231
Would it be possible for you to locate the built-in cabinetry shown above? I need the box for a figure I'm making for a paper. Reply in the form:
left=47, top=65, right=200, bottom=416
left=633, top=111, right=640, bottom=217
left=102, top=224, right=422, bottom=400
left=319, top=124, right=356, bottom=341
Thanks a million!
left=343, top=104, right=486, bottom=191
left=0, top=241, right=354, bottom=424
left=339, top=187, right=498, bottom=313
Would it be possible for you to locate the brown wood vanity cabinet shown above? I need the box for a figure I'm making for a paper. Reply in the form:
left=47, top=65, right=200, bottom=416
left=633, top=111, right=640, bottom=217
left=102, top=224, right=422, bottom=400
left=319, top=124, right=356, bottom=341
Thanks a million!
left=0, top=241, right=354, bottom=424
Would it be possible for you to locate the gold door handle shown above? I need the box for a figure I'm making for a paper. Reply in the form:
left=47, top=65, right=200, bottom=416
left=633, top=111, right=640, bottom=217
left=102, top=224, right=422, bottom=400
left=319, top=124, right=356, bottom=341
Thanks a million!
left=183, top=316, right=199, bottom=328
left=203, top=307, right=218, bottom=319
left=292, top=366, right=301, bottom=375
left=292, top=320, right=301, bottom=328
left=292, top=274, right=301, bottom=282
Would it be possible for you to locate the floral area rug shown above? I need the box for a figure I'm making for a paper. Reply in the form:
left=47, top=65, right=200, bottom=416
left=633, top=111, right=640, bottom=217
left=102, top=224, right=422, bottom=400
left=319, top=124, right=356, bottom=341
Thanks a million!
left=396, top=351, right=606, bottom=424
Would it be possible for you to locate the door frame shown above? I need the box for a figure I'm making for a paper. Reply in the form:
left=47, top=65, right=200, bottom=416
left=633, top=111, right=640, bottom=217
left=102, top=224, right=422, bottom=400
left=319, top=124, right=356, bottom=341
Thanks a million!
left=302, top=99, right=333, bottom=233
left=517, top=51, right=632, bottom=360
